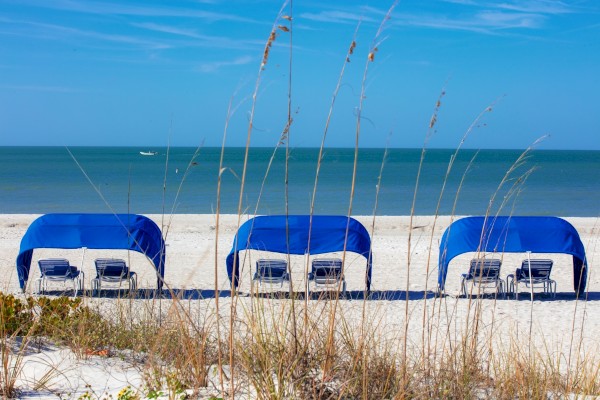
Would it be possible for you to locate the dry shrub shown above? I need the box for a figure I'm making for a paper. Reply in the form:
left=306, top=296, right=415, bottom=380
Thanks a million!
left=141, top=300, right=219, bottom=396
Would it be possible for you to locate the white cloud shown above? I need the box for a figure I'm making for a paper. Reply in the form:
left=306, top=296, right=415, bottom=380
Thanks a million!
left=1, top=17, right=170, bottom=49
left=0, top=84, right=78, bottom=93
left=299, top=4, right=387, bottom=26
left=441, top=0, right=576, bottom=14
left=429, top=0, right=580, bottom=33
left=476, top=10, right=545, bottom=29
left=299, top=11, right=370, bottom=24
left=197, top=55, right=254, bottom=73
left=10, top=0, right=256, bottom=23
left=131, top=22, right=265, bottom=51
left=496, top=1, right=575, bottom=15
left=395, top=7, right=550, bottom=34
left=131, top=23, right=203, bottom=39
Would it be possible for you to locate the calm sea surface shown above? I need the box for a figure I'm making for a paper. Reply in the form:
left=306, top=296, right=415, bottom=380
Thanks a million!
left=0, top=147, right=598, bottom=216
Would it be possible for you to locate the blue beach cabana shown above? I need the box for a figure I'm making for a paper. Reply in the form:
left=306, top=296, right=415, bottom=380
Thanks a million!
left=438, top=216, right=588, bottom=294
left=226, top=215, right=373, bottom=291
left=16, top=213, right=166, bottom=291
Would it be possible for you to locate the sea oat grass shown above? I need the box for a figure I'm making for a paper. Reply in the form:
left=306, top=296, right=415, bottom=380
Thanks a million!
left=4, top=289, right=600, bottom=398
left=7, top=0, right=597, bottom=398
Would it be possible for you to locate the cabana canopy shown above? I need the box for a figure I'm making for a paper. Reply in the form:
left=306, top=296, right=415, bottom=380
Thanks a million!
left=16, top=213, right=165, bottom=291
left=438, top=216, right=587, bottom=294
left=226, top=215, right=373, bottom=290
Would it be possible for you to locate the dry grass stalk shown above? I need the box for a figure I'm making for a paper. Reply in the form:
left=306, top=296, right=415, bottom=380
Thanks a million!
left=8, top=1, right=599, bottom=399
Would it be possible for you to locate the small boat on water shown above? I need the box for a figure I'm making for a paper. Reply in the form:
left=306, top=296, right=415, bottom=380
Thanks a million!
left=139, top=151, right=158, bottom=156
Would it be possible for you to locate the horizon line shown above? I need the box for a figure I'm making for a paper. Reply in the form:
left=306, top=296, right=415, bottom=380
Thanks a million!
left=0, top=145, right=598, bottom=152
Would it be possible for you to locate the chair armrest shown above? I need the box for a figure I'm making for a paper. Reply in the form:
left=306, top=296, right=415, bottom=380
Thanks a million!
left=514, top=268, right=525, bottom=281
left=506, top=274, right=515, bottom=289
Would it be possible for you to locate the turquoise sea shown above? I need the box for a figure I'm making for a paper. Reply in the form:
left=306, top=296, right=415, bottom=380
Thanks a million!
left=0, top=147, right=598, bottom=216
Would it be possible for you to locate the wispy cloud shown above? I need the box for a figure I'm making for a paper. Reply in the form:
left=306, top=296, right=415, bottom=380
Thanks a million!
left=395, top=11, right=546, bottom=34
left=299, top=5, right=385, bottom=26
left=11, top=0, right=257, bottom=23
left=131, top=22, right=264, bottom=50
left=0, top=84, right=78, bottom=93
left=441, top=0, right=576, bottom=14
left=0, top=15, right=267, bottom=54
left=197, top=55, right=253, bottom=73
left=415, top=0, right=582, bottom=34
left=496, top=1, right=575, bottom=15
left=24, top=21, right=171, bottom=50
left=300, top=10, right=371, bottom=24
left=476, top=10, right=546, bottom=29
left=131, top=23, right=206, bottom=40
left=297, top=2, right=555, bottom=33
left=441, top=0, right=479, bottom=5
left=1, top=17, right=170, bottom=49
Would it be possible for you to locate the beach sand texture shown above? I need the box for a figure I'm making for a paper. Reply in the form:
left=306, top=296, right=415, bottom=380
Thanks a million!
left=1, top=214, right=599, bottom=398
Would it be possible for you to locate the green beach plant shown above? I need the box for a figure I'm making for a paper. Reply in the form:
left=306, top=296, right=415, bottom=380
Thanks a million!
left=8, top=1, right=600, bottom=399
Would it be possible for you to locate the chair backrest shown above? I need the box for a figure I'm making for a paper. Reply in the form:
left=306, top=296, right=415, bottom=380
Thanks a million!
left=312, top=258, right=343, bottom=278
left=38, top=258, right=73, bottom=278
left=469, top=258, right=501, bottom=280
left=95, top=258, right=128, bottom=278
left=518, top=259, right=553, bottom=279
left=256, top=259, right=288, bottom=279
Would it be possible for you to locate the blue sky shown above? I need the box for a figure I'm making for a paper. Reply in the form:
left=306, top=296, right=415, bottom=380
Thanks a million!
left=0, top=0, right=598, bottom=149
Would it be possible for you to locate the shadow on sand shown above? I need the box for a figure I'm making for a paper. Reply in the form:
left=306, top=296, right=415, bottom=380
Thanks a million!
left=457, top=291, right=598, bottom=301
left=35, top=289, right=600, bottom=302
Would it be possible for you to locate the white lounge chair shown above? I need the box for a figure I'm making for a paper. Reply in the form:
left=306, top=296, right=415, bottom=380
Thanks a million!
left=507, top=259, right=556, bottom=299
left=36, top=258, right=84, bottom=296
left=461, top=258, right=504, bottom=298
left=253, top=259, right=290, bottom=289
left=308, top=258, right=346, bottom=297
left=92, top=258, right=137, bottom=296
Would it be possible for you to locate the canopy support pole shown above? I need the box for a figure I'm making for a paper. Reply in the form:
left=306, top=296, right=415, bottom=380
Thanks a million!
left=79, top=247, right=87, bottom=296
left=527, top=250, right=533, bottom=301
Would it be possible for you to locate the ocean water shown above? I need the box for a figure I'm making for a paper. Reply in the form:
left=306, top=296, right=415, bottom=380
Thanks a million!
left=0, top=147, right=598, bottom=216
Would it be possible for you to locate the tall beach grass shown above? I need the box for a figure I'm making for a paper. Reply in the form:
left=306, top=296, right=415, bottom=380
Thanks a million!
left=1, top=1, right=599, bottom=399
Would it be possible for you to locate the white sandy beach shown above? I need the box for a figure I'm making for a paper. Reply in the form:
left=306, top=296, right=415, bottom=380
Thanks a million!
left=1, top=214, right=599, bottom=398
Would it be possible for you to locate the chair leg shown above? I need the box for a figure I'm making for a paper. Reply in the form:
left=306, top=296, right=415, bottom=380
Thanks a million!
left=507, top=275, right=515, bottom=298
left=78, top=276, right=84, bottom=296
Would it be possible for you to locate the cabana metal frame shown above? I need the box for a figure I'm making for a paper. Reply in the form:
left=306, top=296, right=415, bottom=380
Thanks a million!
left=438, top=216, right=588, bottom=295
left=226, top=215, right=373, bottom=291
left=16, top=213, right=165, bottom=291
